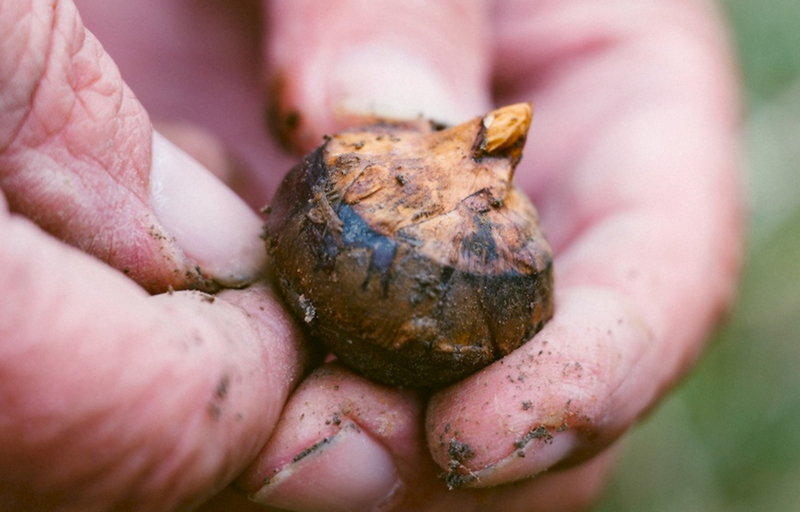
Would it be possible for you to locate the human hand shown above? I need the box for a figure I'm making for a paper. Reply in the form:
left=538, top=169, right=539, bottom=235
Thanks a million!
left=232, top=1, right=743, bottom=511
left=1, top=0, right=310, bottom=510
left=0, top=1, right=742, bottom=512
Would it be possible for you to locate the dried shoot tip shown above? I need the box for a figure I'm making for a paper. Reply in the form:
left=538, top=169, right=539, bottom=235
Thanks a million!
left=481, top=103, right=533, bottom=156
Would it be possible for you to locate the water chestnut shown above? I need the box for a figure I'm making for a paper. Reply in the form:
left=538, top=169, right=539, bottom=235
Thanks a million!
left=264, top=104, right=553, bottom=387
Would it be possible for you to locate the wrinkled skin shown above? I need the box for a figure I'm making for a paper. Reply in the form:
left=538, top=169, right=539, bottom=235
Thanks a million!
left=0, top=1, right=741, bottom=511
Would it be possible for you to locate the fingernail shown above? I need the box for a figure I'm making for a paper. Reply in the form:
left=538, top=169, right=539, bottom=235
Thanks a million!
left=250, top=422, right=399, bottom=512
left=331, top=44, right=468, bottom=125
left=150, top=132, right=266, bottom=287
left=468, top=430, right=579, bottom=488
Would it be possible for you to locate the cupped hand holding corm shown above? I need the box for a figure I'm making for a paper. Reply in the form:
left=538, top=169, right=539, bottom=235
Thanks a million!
left=0, top=1, right=742, bottom=511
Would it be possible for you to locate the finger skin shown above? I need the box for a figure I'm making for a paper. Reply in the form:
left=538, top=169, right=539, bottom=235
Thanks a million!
left=0, top=0, right=266, bottom=293
left=426, top=288, right=652, bottom=487
left=425, top=0, right=742, bottom=485
left=0, top=211, right=309, bottom=511
left=237, top=365, right=616, bottom=512
left=0, top=0, right=165, bottom=289
left=74, top=0, right=296, bottom=206
left=250, top=0, right=742, bottom=507
left=475, top=448, right=618, bottom=512
left=1, top=1, right=741, bottom=511
left=264, top=0, right=492, bottom=153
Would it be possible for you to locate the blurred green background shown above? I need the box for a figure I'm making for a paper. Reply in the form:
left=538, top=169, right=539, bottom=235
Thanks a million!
left=595, top=1, right=800, bottom=510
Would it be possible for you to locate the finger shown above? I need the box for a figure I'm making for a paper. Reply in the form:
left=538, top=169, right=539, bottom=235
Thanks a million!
left=236, top=365, right=418, bottom=511
left=155, top=122, right=280, bottom=215
left=426, top=0, right=743, bottom=486
left=234, top=364, right=616, bottom=512
left=494, top=0, right=742, bottom=387
left=426, top=288, right=650, bottom=488
left=477, top=446, right=617, bottom=512
left=264, top=0, right=493, bottom=153
left=0, top=209, right=309, bottom=510
left=0, top=0, right=266, bottom=292
left=155, top=122, right=246, bottom=186
left=491, top=0, right=741, bottom=214
left=75, top=0, right=296, bottom=204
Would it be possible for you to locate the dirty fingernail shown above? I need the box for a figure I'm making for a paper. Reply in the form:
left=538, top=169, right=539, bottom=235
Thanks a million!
left=469, top=430, right=580, bottom=488
left=250, top=422, right=399, bottom=512
left=149, top=132, right=266, bottom=287
left=331, top=44, right=466, bottom=125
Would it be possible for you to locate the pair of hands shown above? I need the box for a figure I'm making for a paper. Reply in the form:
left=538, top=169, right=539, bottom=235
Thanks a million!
left=0, top=0, right=742, bottom=511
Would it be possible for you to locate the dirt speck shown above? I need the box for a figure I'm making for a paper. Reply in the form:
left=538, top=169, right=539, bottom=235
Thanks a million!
left=443, top=470, right=478, bottom=490
left=442, top=439, right=478, bottom=489
left=292, top=436, right=331, bottom=463
left=216, top=375, right=230, bottom=400
left=325, top=412, right=342, bottom=426
left=514, top=425, right=553, bottom=450
left=447, top=439, right=475, bottom=467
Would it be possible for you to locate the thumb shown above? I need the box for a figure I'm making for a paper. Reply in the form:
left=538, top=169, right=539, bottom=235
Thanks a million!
left=0, top=0, right=265, bottom=293
left=265, top=0, right=493, bottom=153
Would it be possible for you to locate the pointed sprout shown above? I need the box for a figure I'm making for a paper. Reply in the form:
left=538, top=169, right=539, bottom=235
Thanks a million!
left=480, top=103, right=533, bottom=156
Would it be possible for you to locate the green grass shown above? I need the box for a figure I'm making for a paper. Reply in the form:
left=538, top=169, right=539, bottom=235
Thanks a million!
left=594, top=1, right=800, bottom=510
left=725, top=0, right=800, bottom=101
